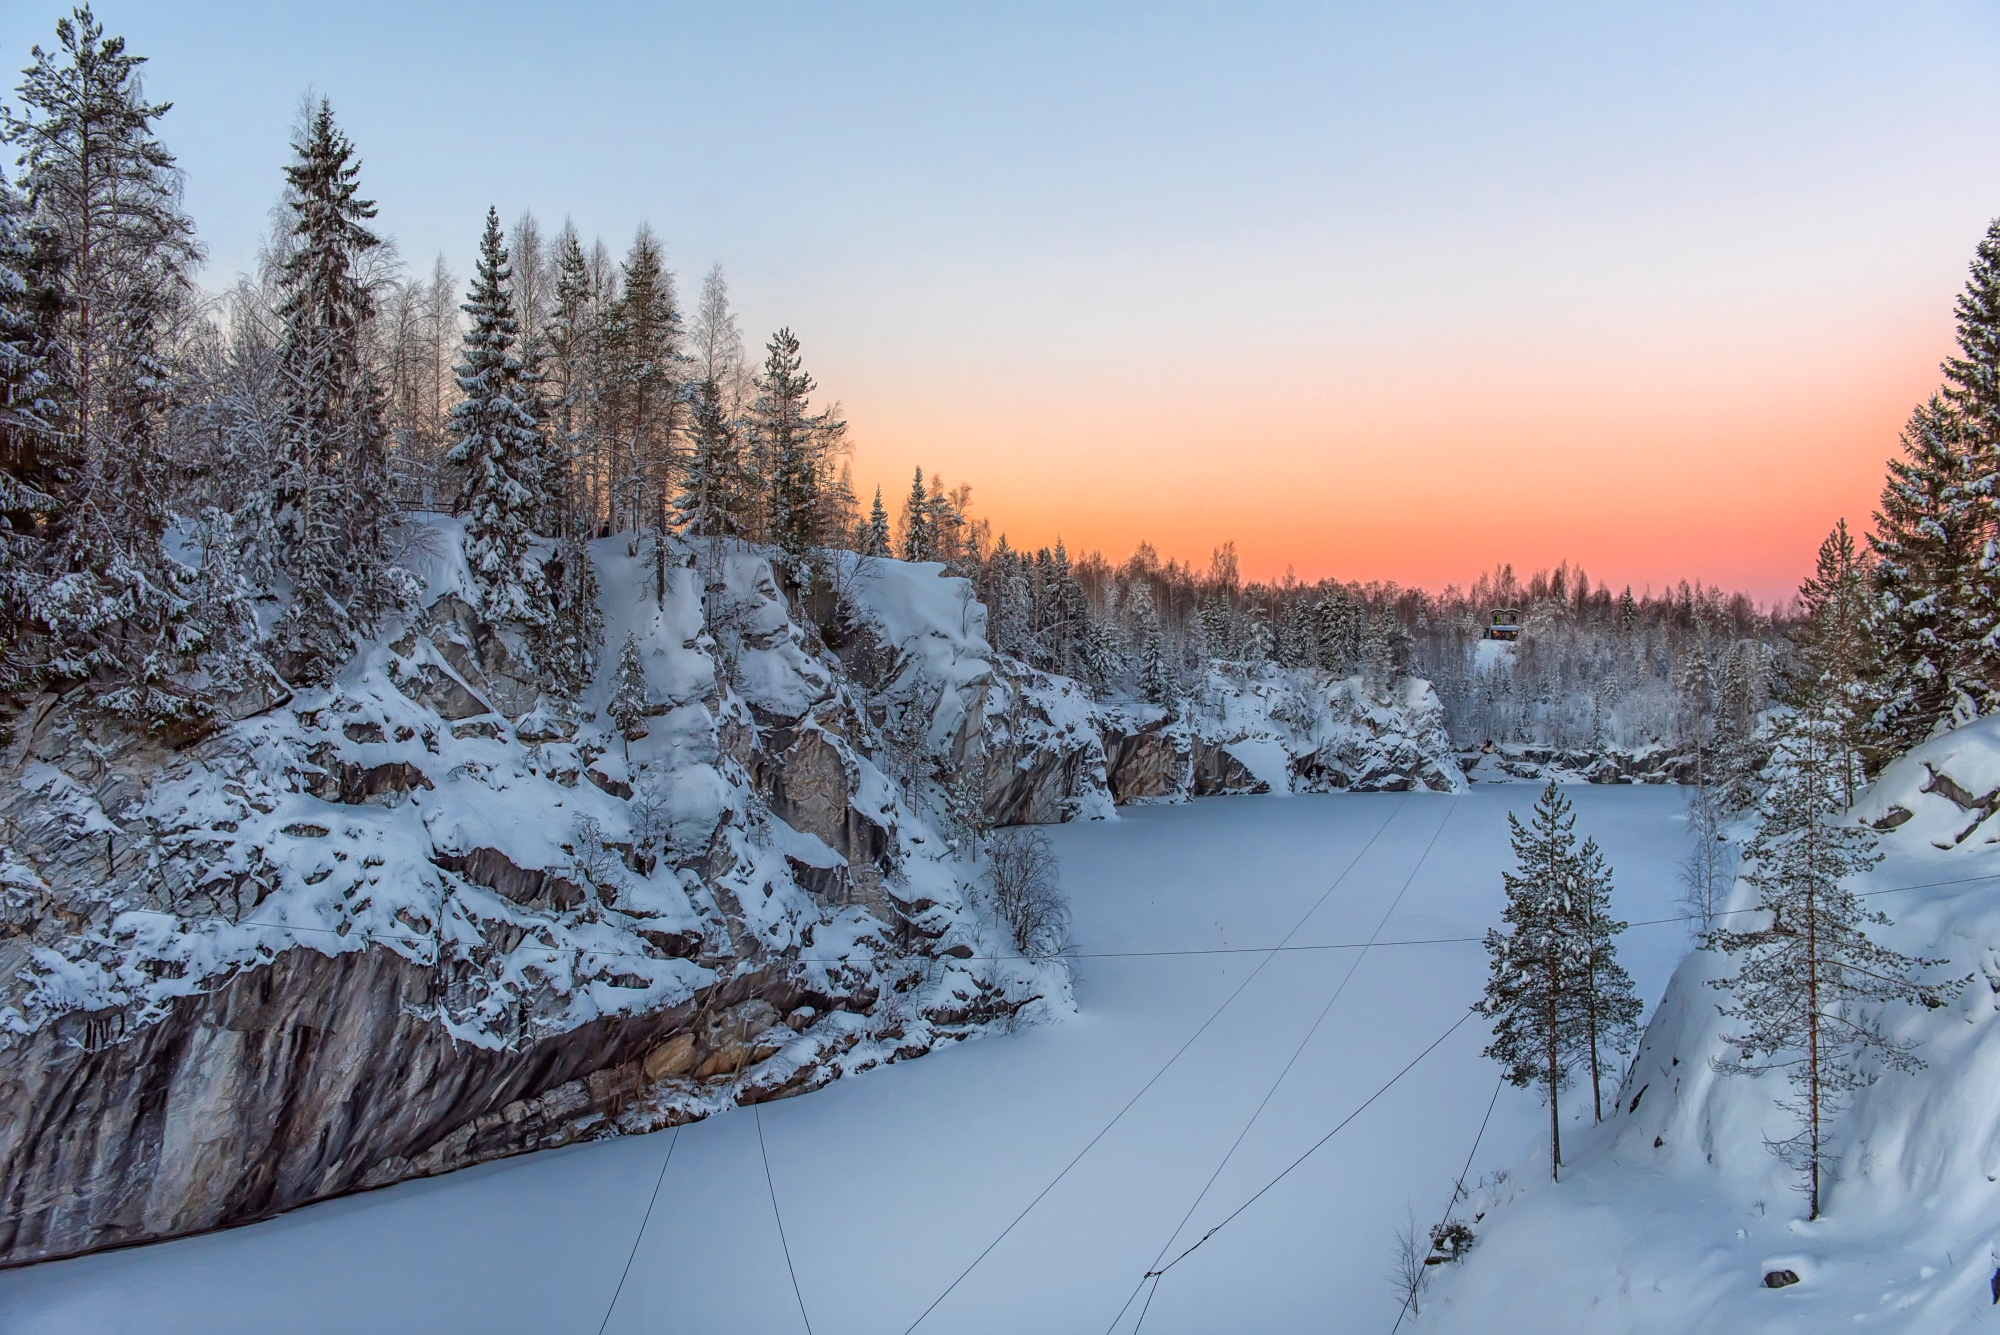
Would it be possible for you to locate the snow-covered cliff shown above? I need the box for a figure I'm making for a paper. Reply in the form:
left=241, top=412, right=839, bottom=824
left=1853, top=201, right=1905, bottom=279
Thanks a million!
left=0, top=528, right=1461, bottom=1267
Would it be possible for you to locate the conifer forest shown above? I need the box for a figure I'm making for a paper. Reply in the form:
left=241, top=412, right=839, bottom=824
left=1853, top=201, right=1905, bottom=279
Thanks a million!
left=7, top=8, right=2000, bottom=1334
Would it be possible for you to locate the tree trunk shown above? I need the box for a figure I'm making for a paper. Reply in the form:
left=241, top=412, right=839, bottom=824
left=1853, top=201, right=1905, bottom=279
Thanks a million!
left=1547, top=964, right=1562, bottom=1182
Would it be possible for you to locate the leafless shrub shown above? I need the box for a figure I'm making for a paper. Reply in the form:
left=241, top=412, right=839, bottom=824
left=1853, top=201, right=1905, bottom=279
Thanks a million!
left=567, top=814, right=621, bottom=889
left=1387, top=1209, right=1431, bottom=1318
left=987, top=826, right=1069, bottom=961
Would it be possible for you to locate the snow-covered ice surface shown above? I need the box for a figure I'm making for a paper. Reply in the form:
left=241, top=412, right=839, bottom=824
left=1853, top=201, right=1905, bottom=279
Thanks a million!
left=0, top=787, right=1695, bottom=1334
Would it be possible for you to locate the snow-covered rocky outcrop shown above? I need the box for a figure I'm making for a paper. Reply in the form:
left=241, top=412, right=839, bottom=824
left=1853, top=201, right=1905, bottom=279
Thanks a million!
left=1456, top=740, right=1693, bottom=786
left=0, top=531, right=1461, bottom=1268
left=1103, top=664, right=1465, bottom=801
left=1420, top=715, right=2000, bottom=1333
left=0, top=529, right=1063, bottom=1267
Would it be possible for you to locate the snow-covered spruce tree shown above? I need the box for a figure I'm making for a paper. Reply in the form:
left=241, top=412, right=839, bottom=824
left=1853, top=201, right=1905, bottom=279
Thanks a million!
left=269, top=97, right=406, bottom=682
left=5, top=7, right=250, bottom=728
left=0, top=163, right=54, bottom=715
left=1945, top=218, right=2000, bottom=710
left=673, top=376, right=744, bottom=539
left=1316, top=591, right=1356, bottom=677
left=1794, top=519, right=1872, bottom=807
left=1870, top=395, right=1978, bottom=751
left=446, top=207, right=550, bottom=628
left=754, top=327, right=841, bottom=581
left=1477, top=780, right=1589, bottom=1180
left=608, top=630, right=647, bottom=759
left=1571, top=832, right=1640, bottom=1123
left=1133, top=586, right=1171, bottom=706
left=860, top=485, right=891, bottom=557
left=1707, top=677, right=1962, bottom=1220
left=605, top=226, right=685, bottom=602
left=900, top=465, right=933, bottom=562
left=544, top=224, right=601, bottom=531
left=534, top=521, right=600, bottom=704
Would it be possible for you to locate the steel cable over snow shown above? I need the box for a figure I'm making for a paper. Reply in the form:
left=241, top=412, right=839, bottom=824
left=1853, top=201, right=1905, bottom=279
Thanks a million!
left=757, top=1106, right=816, bottom=1335
left=595, top=1124, right=680, bottom=1335
left=1137, top=1008, right=1479, bottom=1284
left=897, top=795, right=1418, bottom=1334
left=1388, top=1074, right=1504, bottom=1335
left=1120, top=799, right=1464, bottom=1327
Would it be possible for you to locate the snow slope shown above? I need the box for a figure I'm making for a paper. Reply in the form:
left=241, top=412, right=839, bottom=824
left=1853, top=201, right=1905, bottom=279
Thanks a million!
left=0, top=787, right=1695, bottom=1333
left=1421, top=715, right=2000, bottom=1334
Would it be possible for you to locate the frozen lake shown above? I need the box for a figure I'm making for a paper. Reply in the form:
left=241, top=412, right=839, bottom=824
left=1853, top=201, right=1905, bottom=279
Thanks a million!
left=0, top=786, right=1697, bottom=1334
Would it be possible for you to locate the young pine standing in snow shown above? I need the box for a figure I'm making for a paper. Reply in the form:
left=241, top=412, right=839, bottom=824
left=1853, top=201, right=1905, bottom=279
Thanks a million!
left=1707, top=680, right=1960, bottom=1220
left=1477, top=781, right=1638, bottom=1178
left=1570, top=832, right=1640, bottom=1123
left=448, top=207, right=551, bottom=628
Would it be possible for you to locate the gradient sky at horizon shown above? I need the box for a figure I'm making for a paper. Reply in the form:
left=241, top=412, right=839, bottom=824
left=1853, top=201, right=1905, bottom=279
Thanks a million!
left=8, top=1, right=2000, bottom=606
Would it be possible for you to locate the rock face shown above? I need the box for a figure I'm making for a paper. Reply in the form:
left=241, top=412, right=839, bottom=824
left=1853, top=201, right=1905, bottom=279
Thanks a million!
left=1456, top=741, right=1694, bottom=786
left=0, top=529, right=1063, bottom=1268
left=0, top=533, right=1464, bottom=1268
left=1094, top=669, right=1465, bottom=803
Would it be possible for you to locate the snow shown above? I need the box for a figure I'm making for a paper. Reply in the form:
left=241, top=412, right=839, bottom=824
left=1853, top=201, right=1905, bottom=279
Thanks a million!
left=1414, top=714, right=2000, bottom=1334
left=0, top=787, right=1697, bottom=1333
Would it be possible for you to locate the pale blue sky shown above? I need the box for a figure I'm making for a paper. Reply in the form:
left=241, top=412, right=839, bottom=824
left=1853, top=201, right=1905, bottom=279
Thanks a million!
left=6, top=2, right=2000, bottom=596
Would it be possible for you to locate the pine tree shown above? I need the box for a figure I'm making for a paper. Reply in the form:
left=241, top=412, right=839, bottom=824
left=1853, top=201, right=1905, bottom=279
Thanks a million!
left=1943, top=219, right=2000, bottom=708
left=1707, top=681, right=1959, bottom=1219
left=1795, top=520, right=1872, bottom=807
left=608, top=630, right=648, bottom=758
left=900, top=465, right=933, bottom=562
left=447, top=207, right=550, bottom=627
left=5, top=7, right=243, bottom=726
left=1870, top=396, right=1978, bottom=750
left=269, top=97, right=404, bottom=681
left=1477, top=781, right=1589, bottom=1180
left=605, top=226, right=685, bottom=604
left=754, top=328, right=839, bottom=580
left=1571, top=833, right=1641, bottom=1122
left=861, top=485, right=891, bottom=557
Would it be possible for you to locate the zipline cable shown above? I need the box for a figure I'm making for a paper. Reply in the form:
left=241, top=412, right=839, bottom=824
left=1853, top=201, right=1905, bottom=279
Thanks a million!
left=1388, top=1075, right=1503, bottom=1335
left=595, top=1124, right=680, bottom=1335
left=1111, top=801, right=1462, bottom=1335
left=898, top=796, right=1417, bottom=1334
left=757, top=1106, right=815, bottom=1335
left=1139, top=1007, right=1478, bottom=1287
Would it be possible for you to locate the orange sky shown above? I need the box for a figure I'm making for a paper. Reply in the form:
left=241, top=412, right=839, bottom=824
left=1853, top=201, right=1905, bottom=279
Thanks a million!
left=837, top=284, right=1949, bottom=609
